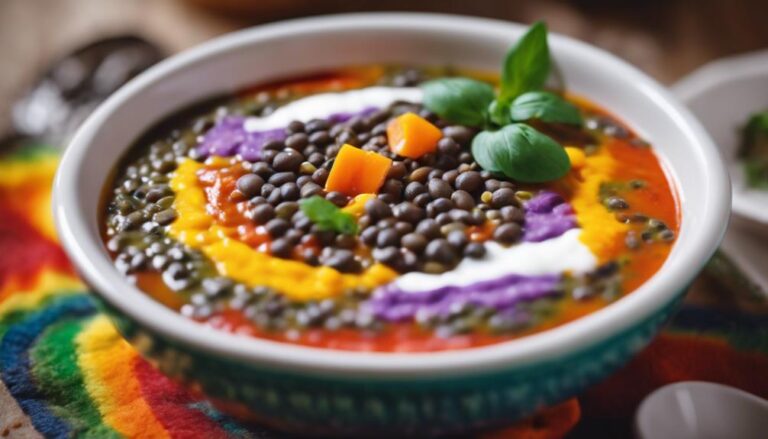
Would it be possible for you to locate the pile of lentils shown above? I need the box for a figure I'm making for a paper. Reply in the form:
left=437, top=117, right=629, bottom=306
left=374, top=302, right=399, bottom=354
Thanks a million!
left=102, top=69, right=648, bottom=335
left=233, top=100, right=527, bottom=275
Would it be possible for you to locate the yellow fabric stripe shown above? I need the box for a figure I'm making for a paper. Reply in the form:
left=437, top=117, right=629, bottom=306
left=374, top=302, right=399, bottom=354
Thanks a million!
left=75, top=316, right=170, bottom=439
left=0, top=156, right=59, bottom=242
left=0, top=271, right=82, bottom=315
left=0, top=156, right=59, bottom=187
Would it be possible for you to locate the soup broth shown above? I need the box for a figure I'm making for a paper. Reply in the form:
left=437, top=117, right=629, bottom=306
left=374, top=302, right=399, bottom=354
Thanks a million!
left=103, top=66, right=678, bottom=352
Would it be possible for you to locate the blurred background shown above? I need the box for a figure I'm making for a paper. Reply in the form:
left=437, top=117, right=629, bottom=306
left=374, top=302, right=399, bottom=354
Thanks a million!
left=2, top=0, right=768, bottom=138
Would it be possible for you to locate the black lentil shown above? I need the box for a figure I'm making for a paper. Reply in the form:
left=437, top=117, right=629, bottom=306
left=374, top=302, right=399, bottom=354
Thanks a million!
left=402, top=233, right=428, bottom=254
left=464, top=242, right=486, bottom=258
left=393, top=202, right=425, bottom=223
left=265, top=218, right=290, bottom=237
left=425, top=239, right=457, bottom=265
left=494, top=223, right=522, bottom=244
left=325, top=191, right=349, bottom=207
left=251, top=204, right=275, bottom=223
left=153, top=209, right=177, bottom=225
left=428, top=178, right=452, bottom=199
left=455, top=171, right=483, bottom=193
left=272, top=150, right=304, bottom=172
left=285, top=132, right=309, bottom=150
left=451, top=190, right=475, bottom=210
left=268, top=172, right=296, bottom=186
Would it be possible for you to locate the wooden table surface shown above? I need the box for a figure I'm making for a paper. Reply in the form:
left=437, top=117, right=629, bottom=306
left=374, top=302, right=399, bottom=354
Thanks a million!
left=1, top=0, right=766, bottom=437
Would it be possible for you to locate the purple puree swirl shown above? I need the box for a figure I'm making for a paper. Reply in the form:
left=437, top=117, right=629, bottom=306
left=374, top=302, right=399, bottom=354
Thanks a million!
left=365, top=273, right=560, bottom=322
left=195, top=116, right=284, bottom=162
left=365, top=191, right=578, bottom=322
left=195, top=108, right=378, bottom=161
left=523, top=191, right=578, bottom=242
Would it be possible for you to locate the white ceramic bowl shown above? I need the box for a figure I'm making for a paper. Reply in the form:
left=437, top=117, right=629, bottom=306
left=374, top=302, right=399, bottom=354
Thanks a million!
left=53, top=13, right=730, bottom=435
left=673, top=50, right=768, bottom=227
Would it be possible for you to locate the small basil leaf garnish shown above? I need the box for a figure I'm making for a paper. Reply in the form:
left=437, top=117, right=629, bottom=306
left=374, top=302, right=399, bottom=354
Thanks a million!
left=471, top=124, right=571, bottom=183
left=499, top=21, right=551, bottom=103
left=509, top=91, right=583, bottom=125
left=299, top=196, right=358, bottom=235
left=420, top=21, right=576, bottom=184
left=422, top=78, right=495, bottom=127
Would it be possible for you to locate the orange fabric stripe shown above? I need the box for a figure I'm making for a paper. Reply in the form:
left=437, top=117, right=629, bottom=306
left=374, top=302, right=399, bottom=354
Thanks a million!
left=75, top=316, right=170, bottom=439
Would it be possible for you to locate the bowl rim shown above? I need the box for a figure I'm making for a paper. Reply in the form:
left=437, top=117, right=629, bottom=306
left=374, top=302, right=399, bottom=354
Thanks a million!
left=673, top=49, right=768, bottom=226
left=53, top=12, right=730, bottom=379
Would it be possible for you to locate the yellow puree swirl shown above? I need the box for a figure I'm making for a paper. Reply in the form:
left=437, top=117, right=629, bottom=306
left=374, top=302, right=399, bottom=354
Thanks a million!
left=564, top=146, right=629, bottom=262
left=168, top=159, right=397, bottom=301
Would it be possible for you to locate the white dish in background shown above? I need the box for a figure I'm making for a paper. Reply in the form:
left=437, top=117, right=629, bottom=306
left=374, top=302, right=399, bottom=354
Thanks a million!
left=674, top=51, right=768, bottom=297
left=636, top=381, right=768, bottom=439
left=673, top=50, right=768, bottom=226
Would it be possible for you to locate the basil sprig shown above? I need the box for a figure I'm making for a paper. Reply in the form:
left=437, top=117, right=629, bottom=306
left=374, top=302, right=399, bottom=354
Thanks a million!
left=421, top=21, right=581, bottom=183
left=299, top=196, right=358, bottom=235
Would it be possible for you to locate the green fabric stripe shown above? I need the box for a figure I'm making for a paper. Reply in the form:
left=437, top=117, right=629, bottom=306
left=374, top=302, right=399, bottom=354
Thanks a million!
left=0, top=290, right=83, bottom=339
left=29, top=317, right=121, bottom=438
left=4, top=143, right=57, bottom=162
left=0, top=306, right=44, bottom=340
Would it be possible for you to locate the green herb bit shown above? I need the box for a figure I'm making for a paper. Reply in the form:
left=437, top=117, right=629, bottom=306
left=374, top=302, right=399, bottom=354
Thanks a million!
left=298, top=196, right=358, bottom=235
left=744, top=159, right=768, bottom=189
left=740, top=111, right=768, bottom=189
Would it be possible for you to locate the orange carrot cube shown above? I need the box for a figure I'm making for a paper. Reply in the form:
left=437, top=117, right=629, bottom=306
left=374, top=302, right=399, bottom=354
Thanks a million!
left=387, top=112, right=443, bottom=159
left=325, top=144, right=392, bottom=197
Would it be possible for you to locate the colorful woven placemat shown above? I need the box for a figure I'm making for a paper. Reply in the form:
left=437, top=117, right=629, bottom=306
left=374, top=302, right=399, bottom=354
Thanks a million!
left=1, top=144, right=766, bottom=439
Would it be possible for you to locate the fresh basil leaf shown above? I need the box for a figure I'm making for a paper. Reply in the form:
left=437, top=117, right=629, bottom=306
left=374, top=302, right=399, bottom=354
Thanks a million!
left=299, top=196, right=358, bottom=235
left=510, top=91, right=582, bottom=125
left=488, top=99, right=512, bottom=127
left=740, top=111, right=768, bottom=158
left=422, top=78, right=495, bottom=127
left=740, top=111, right=768, bottom=189
left=471, top=131, right=503, bottom=174
left=744, top=158, right=768, bottom=189
left=471, top=124, right=571, bottom=182
left=499, top=21, right=551, bottom=102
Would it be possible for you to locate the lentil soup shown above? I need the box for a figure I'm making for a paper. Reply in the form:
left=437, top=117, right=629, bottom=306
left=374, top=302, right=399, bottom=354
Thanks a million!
left=102, top=65, right=679, bottom=352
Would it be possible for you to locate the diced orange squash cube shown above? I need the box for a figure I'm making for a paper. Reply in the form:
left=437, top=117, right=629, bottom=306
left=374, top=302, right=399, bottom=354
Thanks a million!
left=325, top=144, right=392, bottom=197
left=387, top=112, right=443, bottom=159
